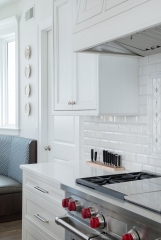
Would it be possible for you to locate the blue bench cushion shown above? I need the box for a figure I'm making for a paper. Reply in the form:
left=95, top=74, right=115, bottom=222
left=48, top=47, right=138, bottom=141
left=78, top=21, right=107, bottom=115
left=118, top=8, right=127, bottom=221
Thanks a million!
left=0, top=136, right=12, bottom=176
left=8, top=137, right=31, bottom=184
left=0, top=175, right=22, bottom=194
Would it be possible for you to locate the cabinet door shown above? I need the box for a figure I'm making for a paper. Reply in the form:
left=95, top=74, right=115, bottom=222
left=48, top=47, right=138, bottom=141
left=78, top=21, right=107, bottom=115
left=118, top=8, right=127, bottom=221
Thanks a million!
left=54, top=0, right=73, bottom=110
left=72, top=53, right=97, bottom=110
left=76, top=0, right=104, bottom=24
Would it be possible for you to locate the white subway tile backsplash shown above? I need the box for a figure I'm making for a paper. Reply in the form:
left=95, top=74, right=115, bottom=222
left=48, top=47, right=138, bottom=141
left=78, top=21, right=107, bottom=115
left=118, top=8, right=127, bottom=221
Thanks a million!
left=156, top=63, right=161, bottom=72
left=125, top=134, right=136, bottom=143
left=83, top=54, right=161, bottom=171
left=131, top=162, right=142, bottom=171
left=149, top=53, right=161, bottom=63
left=142, top=64, right=155, bottom=75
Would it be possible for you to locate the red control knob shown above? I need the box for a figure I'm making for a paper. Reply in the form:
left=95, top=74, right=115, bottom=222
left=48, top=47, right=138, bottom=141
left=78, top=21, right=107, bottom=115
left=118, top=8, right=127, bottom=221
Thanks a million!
left=68, top=201, right=76, bottom=211
left=122, top=234, right=134, bottom=240
left=90, top=217, right=100, bottom=228
left=82, top=208, right=91, bottom=219
left=62, top=198, right=69, bottom=208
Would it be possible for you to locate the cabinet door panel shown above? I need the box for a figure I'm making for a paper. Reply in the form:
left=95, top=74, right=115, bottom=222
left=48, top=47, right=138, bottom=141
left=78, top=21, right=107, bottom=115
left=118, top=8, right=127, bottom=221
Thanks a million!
left=54, top=0, right=73, bottom=110
left=73, top=53, right=97, bottom=110
left=105, top=0, right=126, bottom=10
left=76, top=0, right=104, bottom=24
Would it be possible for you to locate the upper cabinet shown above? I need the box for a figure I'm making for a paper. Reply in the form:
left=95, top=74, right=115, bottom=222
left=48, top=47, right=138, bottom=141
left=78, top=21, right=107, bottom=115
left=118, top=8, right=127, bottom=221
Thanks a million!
left=73, top=0, right=161, bottom=52
left=53, top=0, right=139, bottom=116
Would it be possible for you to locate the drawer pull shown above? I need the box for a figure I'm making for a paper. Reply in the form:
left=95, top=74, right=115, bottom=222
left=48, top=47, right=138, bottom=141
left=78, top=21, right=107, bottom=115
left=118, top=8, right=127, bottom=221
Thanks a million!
left=34, top=213, right=48, bottom=223
left=34, top=186, right=48, bottom=193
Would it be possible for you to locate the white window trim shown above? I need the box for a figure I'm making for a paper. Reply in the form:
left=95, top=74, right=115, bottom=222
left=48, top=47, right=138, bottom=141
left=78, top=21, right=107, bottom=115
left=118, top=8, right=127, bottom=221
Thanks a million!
left=0, top=16, right=20, bottom=135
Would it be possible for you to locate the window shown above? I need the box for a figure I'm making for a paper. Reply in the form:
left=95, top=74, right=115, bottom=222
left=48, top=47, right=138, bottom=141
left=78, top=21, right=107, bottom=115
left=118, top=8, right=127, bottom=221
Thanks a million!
left=0, top=16, right=19, bottom=134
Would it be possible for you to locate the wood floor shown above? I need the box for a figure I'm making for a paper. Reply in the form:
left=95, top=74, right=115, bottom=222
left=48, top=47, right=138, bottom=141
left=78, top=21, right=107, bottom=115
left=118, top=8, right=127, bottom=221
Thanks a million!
left=0, top=220, right=22, bottom=240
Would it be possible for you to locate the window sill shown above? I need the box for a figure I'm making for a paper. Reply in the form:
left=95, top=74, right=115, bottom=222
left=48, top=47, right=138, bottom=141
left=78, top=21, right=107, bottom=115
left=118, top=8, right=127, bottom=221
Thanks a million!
left=0, top=127, right=20, bottom=136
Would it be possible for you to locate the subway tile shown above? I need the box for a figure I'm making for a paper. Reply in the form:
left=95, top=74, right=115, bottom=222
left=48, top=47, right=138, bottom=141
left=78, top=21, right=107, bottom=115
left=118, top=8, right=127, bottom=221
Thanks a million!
left=91, top=139, right=99, bottom=146
left=130, top=125, right=142, bottom=134
left=104, top=116, right=114, bottom=122
left=139, top=86, right=142, bottom=95
left=139, top=96, right=147, bottom=105
left=131, top=162, right=142, bottom=171
left=142, top=145, right=148, bottom=155
left=136, top=135, right=147, bottom=144
left=149, top=53, right=161, bottom=63
left=142, top=165, right=156, bottom=172
left=139, top=105, right=147, bottom=115
left=104, top=132, right=113, bottom=140
left=142, top=85, right=147, bottom=95
left=84, top=153, right=90, bottom=161
left=139, top=56, right=148, bottom=65
left=100, top=123, right=109, bottom=131
left=84, top=131, right=88, bottom=137
left=114, top=150, right=124, bottom=159
left=142, top=125, right=148, bottom=134
left=125, top=152, right=136, bottom=162
left=139, top=67, right=142, bottom=76
left=108, top=141, right=119, bottom=149
left=87, top=131, right=95, bottom=138
left=84, top=138, right=91, bottom=145
left=124, top=134, right=136, bottom=143
left=130, top=144, right=144, bottom=154
left=149, top=157, right=161, bottom=167
left=84, top=123, right=92, bottom=130
left=91, top=123, right=100, bottom=130
left=136, top=115, right=147, bottom=124
left=119, top=142, right=131, bottom=152
left=142, top=64, right=155, bottom=75
left=136, top=154, right=148, bottom=164
left=125, top=116, right=137, bottom=123
left=139, top=76, right=147, bottom=85
left=114, top=116, right=125, bottom=123
left=95, top=131, right=104, bottom=139
left=119, top=125, right=130, bottom=133
left=122, top=160, right=131, bottom=170
left=156, top=63, right=161, bottom=72
left=84, top=145, right=88, bottom=153
left=108, top=124, right=119, bottom=131
left=113, top=133, right=124, bottom=141
left=156, top=167, right=161, bottom=174
left=100, top=140, right=109, bottom=148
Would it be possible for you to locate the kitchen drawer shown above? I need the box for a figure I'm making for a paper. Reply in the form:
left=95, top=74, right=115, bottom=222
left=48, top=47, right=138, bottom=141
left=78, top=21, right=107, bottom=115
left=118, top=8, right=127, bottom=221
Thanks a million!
left=23, top=189, right=65, bottom=240
left=23, top=220, right=50, bottom=240
left=23, top=173, right=64, bottom=208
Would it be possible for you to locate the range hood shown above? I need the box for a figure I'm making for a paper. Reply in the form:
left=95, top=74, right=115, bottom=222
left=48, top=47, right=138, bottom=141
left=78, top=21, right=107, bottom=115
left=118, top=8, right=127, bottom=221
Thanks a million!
left=83, top=25, right=161, bottom=57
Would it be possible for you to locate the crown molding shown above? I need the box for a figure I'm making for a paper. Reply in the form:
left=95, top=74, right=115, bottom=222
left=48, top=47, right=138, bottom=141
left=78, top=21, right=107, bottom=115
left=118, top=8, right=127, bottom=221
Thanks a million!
left=0, top=16, right=20, bottom=28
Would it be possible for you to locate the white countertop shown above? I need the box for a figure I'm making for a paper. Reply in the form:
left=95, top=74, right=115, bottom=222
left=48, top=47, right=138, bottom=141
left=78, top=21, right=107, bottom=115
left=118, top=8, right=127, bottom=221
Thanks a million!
left=20, top=162, right=161, bottom=226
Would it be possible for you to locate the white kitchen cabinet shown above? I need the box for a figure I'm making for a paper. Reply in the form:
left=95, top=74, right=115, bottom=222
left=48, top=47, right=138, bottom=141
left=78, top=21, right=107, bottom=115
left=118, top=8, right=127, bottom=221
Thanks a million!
left=22, top=172, right=65, bottom=240
left=73, top=0, right=159, bottom=52
left=54, top=0, right=97, bottom=113
left=53, top=0, right=139, bottom=116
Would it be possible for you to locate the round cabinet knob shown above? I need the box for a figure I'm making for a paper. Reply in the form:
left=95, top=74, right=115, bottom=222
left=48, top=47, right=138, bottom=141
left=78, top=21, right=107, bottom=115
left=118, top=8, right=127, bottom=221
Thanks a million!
left=122, top=234, right=134, bottom=240
left=82, top=207, right=96, bottom=219
left=68, top=101, right=71, bottom=105
left=90, top=214, right=105, bottom=229
left=68, top=200, right=81, bottom=212
left=71, top=101, right=76, bottom=105
left=122, top=230, right=140, bottom=240
left=62, top=197, right=73, bottom=208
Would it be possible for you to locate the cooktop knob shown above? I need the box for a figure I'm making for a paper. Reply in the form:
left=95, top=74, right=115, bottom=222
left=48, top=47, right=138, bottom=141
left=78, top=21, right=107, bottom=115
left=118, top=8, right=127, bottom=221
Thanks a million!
left=68, top=200, right=81, bottom=211
left=122, top=229, right=140, bottom=240
left=82, top=207, right=96, bottom=219
left=90, top=214, right=105, bottom=229
left=62, top=197, right=73, bottom=208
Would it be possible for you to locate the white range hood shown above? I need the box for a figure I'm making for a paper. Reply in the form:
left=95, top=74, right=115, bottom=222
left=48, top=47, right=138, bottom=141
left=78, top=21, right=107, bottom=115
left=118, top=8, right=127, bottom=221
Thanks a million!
left=83, top=25, right=161, bottom=57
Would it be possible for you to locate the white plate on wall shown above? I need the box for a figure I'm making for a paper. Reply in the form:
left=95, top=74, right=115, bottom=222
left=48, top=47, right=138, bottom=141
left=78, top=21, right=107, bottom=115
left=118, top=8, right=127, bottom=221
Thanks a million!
left=25, top=65, right=31, bottom=78
left=25, top=84, right=31, bottom=97
left=25, top=45, right=31, bottom=59
left=25, top=102, right=31, bottom=116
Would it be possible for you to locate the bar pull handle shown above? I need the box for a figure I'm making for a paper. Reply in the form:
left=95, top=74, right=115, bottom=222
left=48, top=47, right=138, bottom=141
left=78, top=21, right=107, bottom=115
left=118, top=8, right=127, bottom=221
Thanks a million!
left=34, top=186, right=48, bottom=193
left=34, top=213, right=48, bottom=223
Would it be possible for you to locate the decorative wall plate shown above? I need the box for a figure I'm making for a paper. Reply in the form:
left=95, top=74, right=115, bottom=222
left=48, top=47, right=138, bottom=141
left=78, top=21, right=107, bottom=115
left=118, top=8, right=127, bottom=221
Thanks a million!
left=25, top=84, right=31, bottom=97
left=25, top=65, right=31, bottom=78
left=25, top=45, right=31, bottom=59
left=25, top=103, right=31, bottom=116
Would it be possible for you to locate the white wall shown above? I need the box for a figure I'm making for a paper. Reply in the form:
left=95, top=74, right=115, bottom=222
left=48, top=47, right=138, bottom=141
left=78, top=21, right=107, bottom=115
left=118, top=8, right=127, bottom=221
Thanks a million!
left=84, top=53, right=161, bottom=173
left=0, top=0, right=52, bottom=139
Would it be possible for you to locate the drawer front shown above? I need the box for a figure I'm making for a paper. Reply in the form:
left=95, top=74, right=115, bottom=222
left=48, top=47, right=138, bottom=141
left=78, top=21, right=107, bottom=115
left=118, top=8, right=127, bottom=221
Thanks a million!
left=23, top=190, right=65, bottom=240
left=23, top=220, right=50, bottom=240
left=23, top=173, right=64, bottom=208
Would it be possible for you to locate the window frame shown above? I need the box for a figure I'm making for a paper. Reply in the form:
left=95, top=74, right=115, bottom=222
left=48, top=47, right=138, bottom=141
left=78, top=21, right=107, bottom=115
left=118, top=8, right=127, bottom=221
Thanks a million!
left=0, top=16, right=20, bottom=135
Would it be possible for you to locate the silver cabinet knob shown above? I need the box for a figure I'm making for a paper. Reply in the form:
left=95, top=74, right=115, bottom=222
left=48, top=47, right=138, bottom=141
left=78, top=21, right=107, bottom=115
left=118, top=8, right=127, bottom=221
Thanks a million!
left=71, top=101, right=76, bottom=105
left=68, top=101, right=71, bottom=105
left=44, top=146, right=51, bottom=151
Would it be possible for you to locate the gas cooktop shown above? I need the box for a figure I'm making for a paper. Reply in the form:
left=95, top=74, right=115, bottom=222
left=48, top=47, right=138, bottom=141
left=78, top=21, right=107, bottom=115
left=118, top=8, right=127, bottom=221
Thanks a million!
left=76, top=171, right=161, bottom=200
